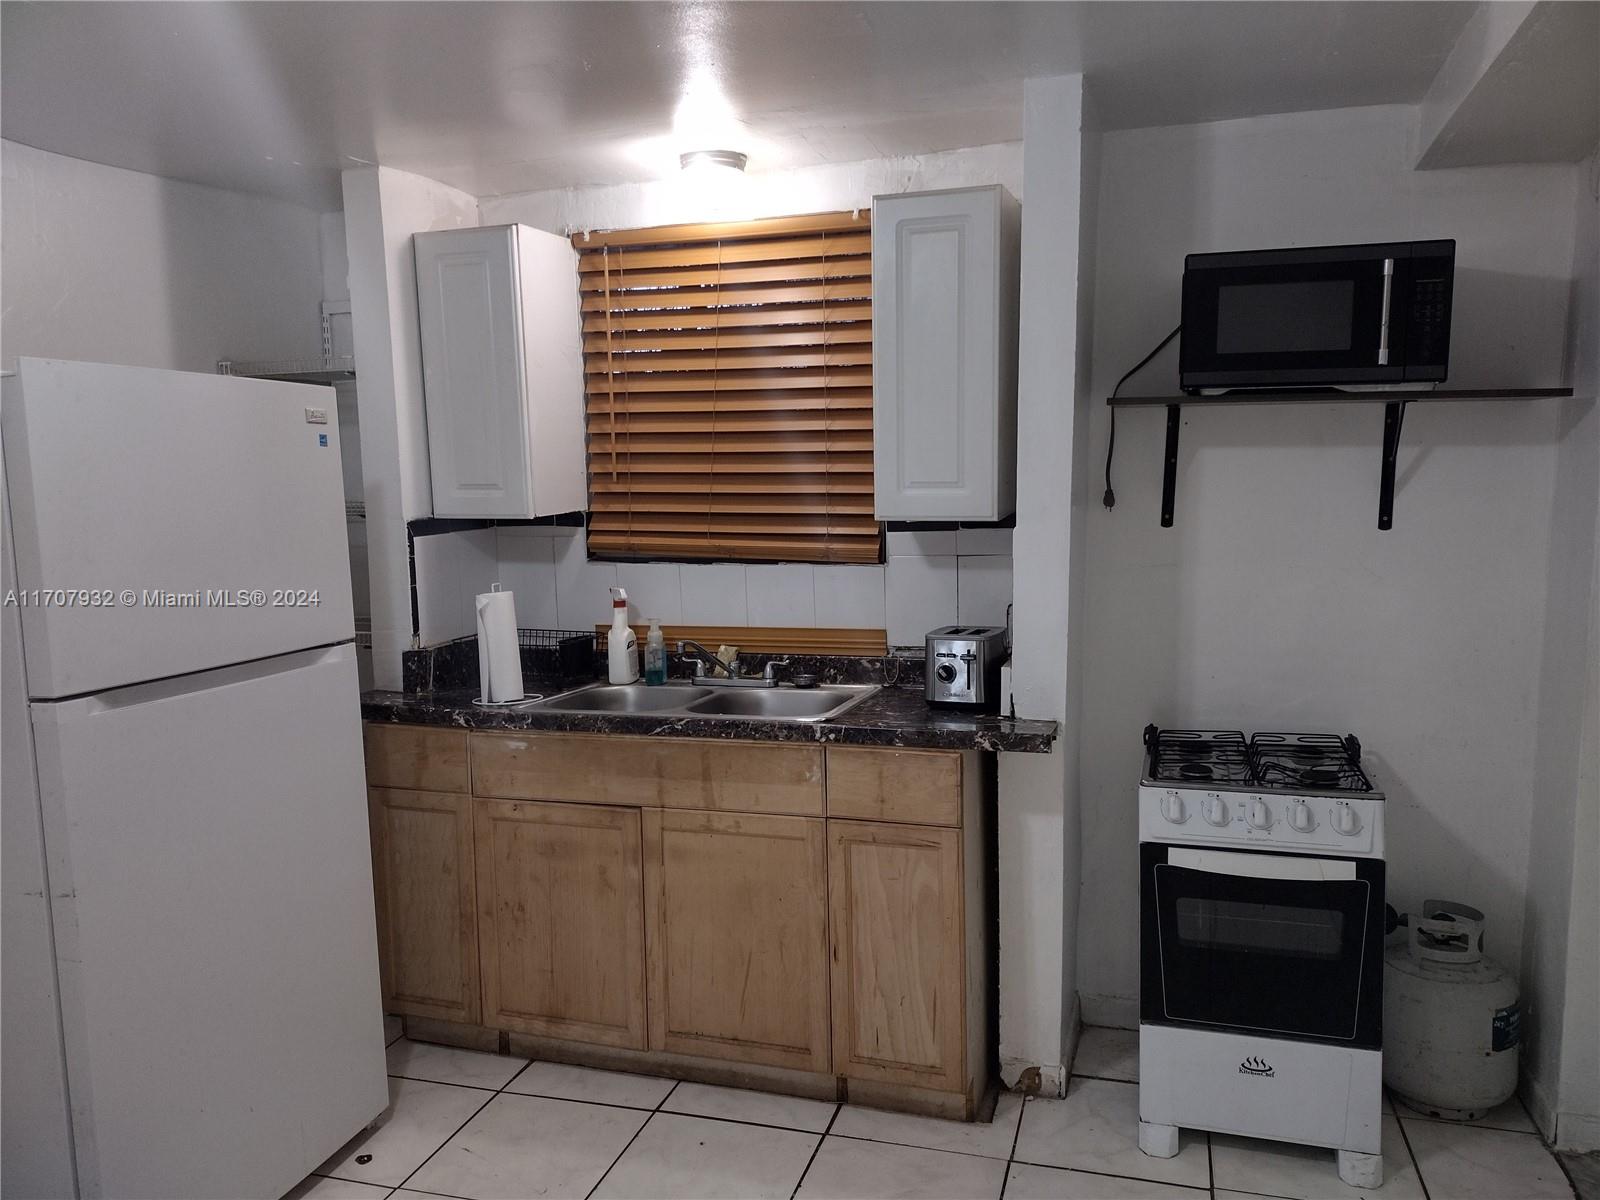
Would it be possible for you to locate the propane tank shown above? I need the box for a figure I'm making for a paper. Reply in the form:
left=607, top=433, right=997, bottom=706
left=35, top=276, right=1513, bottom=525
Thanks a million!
left=1384, top=900, right=1520, bottom=1119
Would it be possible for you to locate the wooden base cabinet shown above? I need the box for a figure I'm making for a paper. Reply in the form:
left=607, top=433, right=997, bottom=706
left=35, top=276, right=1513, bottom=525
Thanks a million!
left=365, top=724, right=993, bottom=1119
left=826, top=749, right=991, bottom=1112
left=642, top=810, right=832, bottom=1073
left=368, top=787, right=480, bottom=1024
left=474, top=799, right=647, bottom=1048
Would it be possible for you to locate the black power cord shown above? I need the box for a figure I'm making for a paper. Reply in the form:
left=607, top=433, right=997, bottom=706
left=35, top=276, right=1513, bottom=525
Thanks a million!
left=1104, top=323, right=1181, bottom=510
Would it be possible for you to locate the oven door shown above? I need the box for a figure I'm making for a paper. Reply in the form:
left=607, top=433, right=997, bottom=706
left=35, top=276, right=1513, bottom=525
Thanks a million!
left=1141, top=843, right=1383, bottom=1049
left=1180, top=245, right=1410, bottom=389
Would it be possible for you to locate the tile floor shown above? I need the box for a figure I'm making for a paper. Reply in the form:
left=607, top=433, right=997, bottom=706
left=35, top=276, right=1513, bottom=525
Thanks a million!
left=287, top=1024, right=1577, bottom=1200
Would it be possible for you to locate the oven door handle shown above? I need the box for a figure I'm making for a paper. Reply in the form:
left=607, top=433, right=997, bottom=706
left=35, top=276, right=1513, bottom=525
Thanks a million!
left=1377, top=257, right=1395, bottom=366
left=1167, top=846, right=1357, bottom=881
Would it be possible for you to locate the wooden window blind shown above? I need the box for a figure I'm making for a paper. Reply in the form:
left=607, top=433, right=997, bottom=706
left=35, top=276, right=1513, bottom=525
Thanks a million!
left=574, top=210, right=879, bottom=564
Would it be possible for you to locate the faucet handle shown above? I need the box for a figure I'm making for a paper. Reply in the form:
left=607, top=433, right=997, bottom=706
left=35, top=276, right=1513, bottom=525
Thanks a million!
left=763, top=657, right=793, bottom=682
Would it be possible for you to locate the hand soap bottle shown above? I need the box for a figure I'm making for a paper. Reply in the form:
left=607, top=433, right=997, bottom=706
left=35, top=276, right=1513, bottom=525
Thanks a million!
left=643, top=618, right=667, bottom=685
left=607, top=587, right=639, bottom=683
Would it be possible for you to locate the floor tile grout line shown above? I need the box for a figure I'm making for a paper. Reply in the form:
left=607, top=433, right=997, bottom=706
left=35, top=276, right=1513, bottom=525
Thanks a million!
left=385, top=1184, right=476, bottom=1200
left=1392, top=1106, right=1435, bottom=1200
left=788, top=1098, right=843, bottom=1200
left=490, top=1087, right=666, bottom=1115
left=646, top=1104, right=838, bottom=1136
left=997, top=1093, right=1028, bottom=1200
left=582, top=1104, right=657, bottom=1200
left=828, top=1128, right=1017, bottom=1162
left=385, top=1072, right=510, bottom=1094
left=385, top=1087, right=498, bottom=1197
left=1004, top=1156, right=1211, bottom=1191
left=1207, top=1127, right=1216, bottom=1199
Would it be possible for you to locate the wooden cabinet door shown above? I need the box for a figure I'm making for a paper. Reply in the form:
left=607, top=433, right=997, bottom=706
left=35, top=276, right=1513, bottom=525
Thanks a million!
left=643, top=811, right=830, bottom=1072
left=829, top=819, right=965, bottom=1091
left=368, top=788, right=479, bottom=1023
left=475, top=799, right=647, bottom=1048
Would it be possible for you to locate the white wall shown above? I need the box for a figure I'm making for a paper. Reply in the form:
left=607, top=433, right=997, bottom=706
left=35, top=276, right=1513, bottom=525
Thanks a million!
left=463, top=144, right=1025, bottom=643
left=341, top=166, right=478, bottom=686
left=1, top=139, right=323, bottom=373
left=1520, top=150, right=1600, bottom=1150
left=1075, top=104, right=1584, bottom=1019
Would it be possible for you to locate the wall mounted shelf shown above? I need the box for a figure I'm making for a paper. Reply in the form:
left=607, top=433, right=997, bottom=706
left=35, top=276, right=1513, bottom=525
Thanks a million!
left=1105, top=388, right=1575, bottom=529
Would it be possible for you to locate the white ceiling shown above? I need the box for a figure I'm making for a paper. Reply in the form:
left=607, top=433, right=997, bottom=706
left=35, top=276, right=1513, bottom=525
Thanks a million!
left=2, top=1, right=1479, bottom=212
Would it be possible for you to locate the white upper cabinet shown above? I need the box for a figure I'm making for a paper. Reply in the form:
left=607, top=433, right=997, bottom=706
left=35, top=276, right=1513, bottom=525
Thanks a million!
left=872, top=186, right=1020, bottom=521
left=415, top=224, right=587, bottom=519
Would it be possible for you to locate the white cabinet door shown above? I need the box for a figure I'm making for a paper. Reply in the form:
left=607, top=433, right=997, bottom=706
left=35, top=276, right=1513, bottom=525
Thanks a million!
left=415, top=225, right=586, bottom=519
left=872, top=187, right=1019, bottom=521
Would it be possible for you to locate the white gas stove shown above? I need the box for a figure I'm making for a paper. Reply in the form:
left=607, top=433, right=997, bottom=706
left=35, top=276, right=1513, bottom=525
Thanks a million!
left=1136, top=726, right=1387, bottom=1188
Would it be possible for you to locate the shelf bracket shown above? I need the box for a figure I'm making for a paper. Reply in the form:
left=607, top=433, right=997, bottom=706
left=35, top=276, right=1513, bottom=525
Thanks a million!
left=1161, top=404, right=1181, bottom=527
left=1378, top=400, right=1405, bottom=530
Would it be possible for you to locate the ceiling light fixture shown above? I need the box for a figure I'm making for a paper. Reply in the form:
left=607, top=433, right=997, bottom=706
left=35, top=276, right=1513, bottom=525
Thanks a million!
left=679, top=149, right=748, bottom=172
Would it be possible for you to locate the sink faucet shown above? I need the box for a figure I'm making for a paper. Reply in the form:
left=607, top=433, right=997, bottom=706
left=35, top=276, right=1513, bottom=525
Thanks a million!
left=762, top=658, right=792, bottom=683
left=678, top=640, right=737, bottom=679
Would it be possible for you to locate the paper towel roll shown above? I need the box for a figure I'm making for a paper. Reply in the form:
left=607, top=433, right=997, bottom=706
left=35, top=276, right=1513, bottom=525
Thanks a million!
left=475, top=586, right=523, bottom=703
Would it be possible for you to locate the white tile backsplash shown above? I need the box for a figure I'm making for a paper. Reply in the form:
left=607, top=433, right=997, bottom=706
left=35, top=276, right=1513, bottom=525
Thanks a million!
left=746, top=564, right=817, bottom=626
left=887, top=529, right=958, bottom=557
left=679, top=564, right=750, bottom=624
left=956, top=525, right=1013, bottom=555
left=957, top=555, right=1013, bottom=627
left=813, top=565, right=886, bottom=629
left=886, top=554, right=958, bottom=646
left=415, top=530, right=497, bottom=644
left=494, top=531, right=558, bottom=629
left=552, top=529, right=617, bottom=631
left=617, top=562, right=683, bottom=624
left=494, top=528, right=993, bottom=646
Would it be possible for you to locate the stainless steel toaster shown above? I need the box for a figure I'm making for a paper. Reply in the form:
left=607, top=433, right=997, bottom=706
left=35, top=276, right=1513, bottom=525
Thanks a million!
left=925, top=625, right=1009, bottom=708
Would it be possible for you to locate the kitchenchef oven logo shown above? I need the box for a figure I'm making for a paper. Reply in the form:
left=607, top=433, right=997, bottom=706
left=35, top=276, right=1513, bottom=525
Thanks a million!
left=1238, top=1056, right=1276, bottom=1077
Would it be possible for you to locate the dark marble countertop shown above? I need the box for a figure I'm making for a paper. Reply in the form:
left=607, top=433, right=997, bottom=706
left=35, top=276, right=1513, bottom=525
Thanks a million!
left=360, top=681, right=1058, bottom=754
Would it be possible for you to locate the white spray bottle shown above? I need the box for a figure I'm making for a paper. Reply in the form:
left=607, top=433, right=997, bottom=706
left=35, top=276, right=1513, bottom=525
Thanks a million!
left=607, top=587, right=639, bottom=684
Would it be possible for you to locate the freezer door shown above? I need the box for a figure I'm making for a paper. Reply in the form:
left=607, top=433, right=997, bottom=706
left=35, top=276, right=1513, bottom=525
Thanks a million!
left=3, top=359, right=354, bottom=699
left=30, top=642, right=386, bottom=1200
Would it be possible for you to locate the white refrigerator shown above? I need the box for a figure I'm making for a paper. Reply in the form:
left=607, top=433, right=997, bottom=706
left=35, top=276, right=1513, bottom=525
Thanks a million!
left=2, top=359, right=388, bottom=1199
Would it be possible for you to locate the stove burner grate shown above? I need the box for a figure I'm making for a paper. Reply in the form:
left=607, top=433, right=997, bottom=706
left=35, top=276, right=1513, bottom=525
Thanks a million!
left=1144, top=726, right=1374, bottom=792
left=1249, top=732, right=1372, bottom=793
left=1146, top=728, right=1254, bottom=785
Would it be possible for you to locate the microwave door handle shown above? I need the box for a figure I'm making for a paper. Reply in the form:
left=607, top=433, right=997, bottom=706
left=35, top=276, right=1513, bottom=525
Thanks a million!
left=1376, top=257, right=1395, bottom=365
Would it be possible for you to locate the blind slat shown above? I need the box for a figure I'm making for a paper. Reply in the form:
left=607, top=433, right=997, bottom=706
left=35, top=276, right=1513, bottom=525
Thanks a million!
left=581, top=278, right=870, bottom=313
left=585, top=347, right=872, bottom=375
left=582, top=301, right=871, bottom=334
left=582, top=325, right=871, bottom=353
left=581, top=209, right=880, bottom=564
left=579, top=232, right=870, bottom=273
left=586, top=366, right=872, bottom=395
left=574, top=209, right=869, bottom=250
left=589, top=473, right=874, bottom=494
left=577, top=256, right=871, bottom=293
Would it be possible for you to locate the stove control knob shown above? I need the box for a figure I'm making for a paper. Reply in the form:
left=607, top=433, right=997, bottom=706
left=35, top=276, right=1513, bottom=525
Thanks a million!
left=1203, top=796, right=1230, bottom=826
left=1333, top=803, right=1361, bottom=836
left=1160, top=794, right=1187, bottom=824
left=1248, top=799, right=1272, bottom=829
left=1289, top=801, right=1316, bottom=833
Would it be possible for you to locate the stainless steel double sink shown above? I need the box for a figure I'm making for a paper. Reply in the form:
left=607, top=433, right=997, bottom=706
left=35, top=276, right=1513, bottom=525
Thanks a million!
left=529, top=681, right=879, bottom=724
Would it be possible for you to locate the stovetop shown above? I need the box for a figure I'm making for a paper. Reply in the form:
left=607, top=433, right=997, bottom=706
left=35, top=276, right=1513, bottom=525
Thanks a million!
left=1142, top=725, right=1380, bottom=798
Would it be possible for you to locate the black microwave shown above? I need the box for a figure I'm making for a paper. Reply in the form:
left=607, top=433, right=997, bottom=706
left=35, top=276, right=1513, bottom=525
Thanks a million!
left=1179, top=240, right=1454, bottom=392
